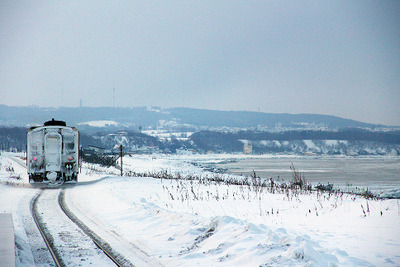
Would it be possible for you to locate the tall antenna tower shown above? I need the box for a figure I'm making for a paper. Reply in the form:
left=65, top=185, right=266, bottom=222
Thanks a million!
left=61, top=82, right=64, bottom=107
left=113, top=80, right=115, bottom=108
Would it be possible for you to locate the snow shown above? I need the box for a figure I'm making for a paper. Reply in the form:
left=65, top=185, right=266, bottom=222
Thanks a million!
left=325, top=140, right=339, bottom=146
left=78, top=120, right=119, bottom=127
left=1, top=152, right=400, bottom=266
left=303, top=140, right=321, bottom=153
left=143, top=130, right=194, bottom=141
left=258, top=140, right=282, bottom=147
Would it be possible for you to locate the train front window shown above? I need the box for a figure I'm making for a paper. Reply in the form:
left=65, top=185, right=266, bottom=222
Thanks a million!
left=64, top=135, right=75, bottom=151
left=66, top=142, right=75, bottom=150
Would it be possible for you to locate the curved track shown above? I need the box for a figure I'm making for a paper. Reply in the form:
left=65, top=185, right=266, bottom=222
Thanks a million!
left=30, top=190, right=63, bottom=266
left=13, top=156, right=155, bottom=266
left=30, top=189, right=131, bottom=266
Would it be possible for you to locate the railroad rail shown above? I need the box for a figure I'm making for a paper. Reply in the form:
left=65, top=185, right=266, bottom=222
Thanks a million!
left=30, top=190, right=64, bottom=267
left=58, top=189, right=131, bottom=266
left=30, top=189, right=131, bottom=266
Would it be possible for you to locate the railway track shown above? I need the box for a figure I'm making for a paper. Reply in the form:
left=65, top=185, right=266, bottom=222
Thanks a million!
left=30, top=190, right=64, bottom=266
left=13, top=156, right=159, bottom=266
left=30, top=189, right=132, bottom=266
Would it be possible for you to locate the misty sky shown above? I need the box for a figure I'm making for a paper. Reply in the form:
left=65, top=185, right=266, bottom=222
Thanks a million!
left=1, top=1, right=399, bottom=125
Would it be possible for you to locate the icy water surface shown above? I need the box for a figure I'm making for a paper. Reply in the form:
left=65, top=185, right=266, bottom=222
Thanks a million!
left=215, top=156, right=400, bottom=196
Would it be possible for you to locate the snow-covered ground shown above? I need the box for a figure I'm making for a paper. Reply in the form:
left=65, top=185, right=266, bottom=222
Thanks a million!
left=142, top=129, right=193, bottom=141
left=1, top=152, right=400, bottom=266
left=78, top=120, right=119, bottom=127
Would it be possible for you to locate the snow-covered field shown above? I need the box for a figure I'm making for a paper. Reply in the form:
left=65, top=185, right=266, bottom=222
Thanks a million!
left=1, top=152, right=400, bottom=266
left=78, top=120, right=119, bottom=127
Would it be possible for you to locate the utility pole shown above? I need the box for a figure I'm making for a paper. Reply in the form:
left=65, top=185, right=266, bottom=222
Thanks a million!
left=79, top=146, right=83, bottom=173
left=61, top=82, right=64, bottom=107
left=119, top=145, right=123, bottom=176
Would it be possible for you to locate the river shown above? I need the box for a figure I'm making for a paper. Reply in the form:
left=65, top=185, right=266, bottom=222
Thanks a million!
left=213, top=156, right=400, bottom=197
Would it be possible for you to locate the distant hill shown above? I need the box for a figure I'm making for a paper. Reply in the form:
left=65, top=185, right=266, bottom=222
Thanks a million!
left=0, top=105, right=382, bottom=130
left=168, top=108, right=380, bottom=128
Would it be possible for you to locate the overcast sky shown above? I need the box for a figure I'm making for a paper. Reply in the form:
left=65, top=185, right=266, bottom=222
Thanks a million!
left=1, top=1, right=399, bottom=125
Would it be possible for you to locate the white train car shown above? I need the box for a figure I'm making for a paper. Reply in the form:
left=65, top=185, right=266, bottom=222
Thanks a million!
left=27, top=119, right=79, bottom=185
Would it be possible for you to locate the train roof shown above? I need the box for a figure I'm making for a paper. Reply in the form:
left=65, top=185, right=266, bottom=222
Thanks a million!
left=44, top=118, right=66, bottom=126
left=28, top=119, right=78, bottom=132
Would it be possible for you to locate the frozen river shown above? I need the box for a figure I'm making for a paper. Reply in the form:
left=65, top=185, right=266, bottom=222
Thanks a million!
left=215, top=156, right=400, bottom=196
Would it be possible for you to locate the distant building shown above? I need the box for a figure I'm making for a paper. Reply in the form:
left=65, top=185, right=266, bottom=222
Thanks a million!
left=244, top=143, right=252, bottom=154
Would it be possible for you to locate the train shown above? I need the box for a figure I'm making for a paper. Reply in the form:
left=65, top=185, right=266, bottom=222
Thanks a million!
left=27, top=119, right=79, bottom=185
